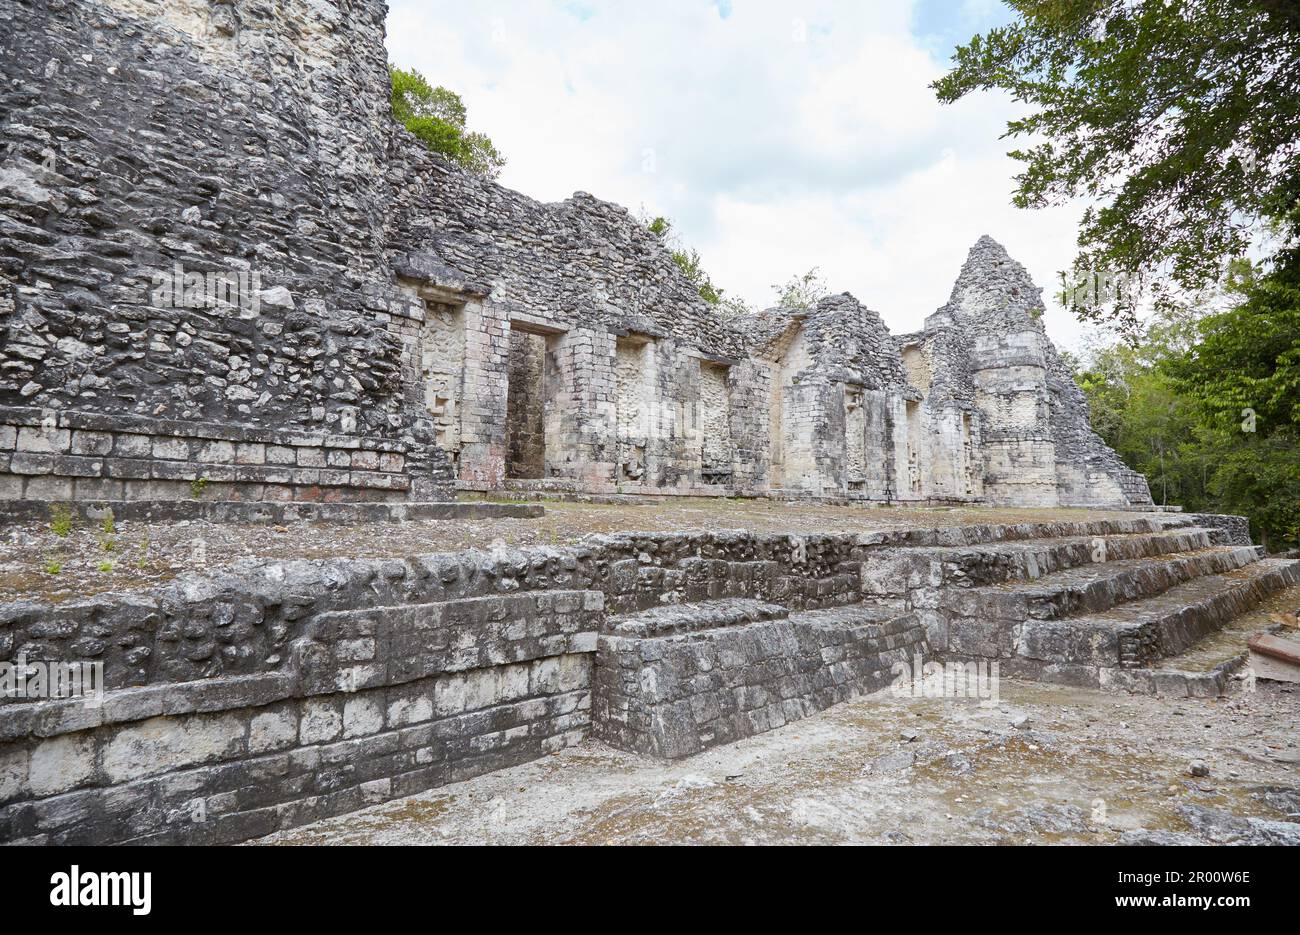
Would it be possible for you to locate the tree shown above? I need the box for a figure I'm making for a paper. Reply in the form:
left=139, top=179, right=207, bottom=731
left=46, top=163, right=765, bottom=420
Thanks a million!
left=1166, top=253, right=1300, bottom=439
left=772, top=267, right=829, bottom=309
left=1067, top=263, right=1300, bottom=549
left=1164, top=250, right=1300, bottom=548
left=390, top=66, right=505, bottom=179
left=1071, top=314, right=1213, bottom=510
left=934, top=1, right=1300, bottom=325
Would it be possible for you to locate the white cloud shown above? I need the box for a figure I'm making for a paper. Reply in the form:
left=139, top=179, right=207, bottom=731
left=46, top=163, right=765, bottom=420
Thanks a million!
left=386, top=0, right=1093, bottom=351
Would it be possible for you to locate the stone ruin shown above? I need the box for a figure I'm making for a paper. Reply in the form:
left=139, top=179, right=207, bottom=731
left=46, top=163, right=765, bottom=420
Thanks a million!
left=0, top=0, right=1152, bottom=512
left=12, top=0, right=1298, bottom=849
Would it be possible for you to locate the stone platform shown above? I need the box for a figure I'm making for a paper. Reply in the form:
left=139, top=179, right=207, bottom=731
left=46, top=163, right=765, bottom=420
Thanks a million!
left=0, top=498, right=543, bottom=526
left=0, top=512, right=1295, bottom=845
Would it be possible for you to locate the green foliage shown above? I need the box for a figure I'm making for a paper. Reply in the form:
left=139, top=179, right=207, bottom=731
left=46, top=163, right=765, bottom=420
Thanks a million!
left=1072, top=259, right=1300, bottom=549
left=646, top=216, right=673, bottom=239
left=772, top=267, right=829, bottom=310
left=1206, top=433, right=1300, bottom=550
left=641, top=214, right=743, bottom=310
left=43, top=560, right=62, bottom=576
left=1074, top=333, right=1211, bottom=510
left=670, top=247, right=723, bottom=304
left=390, top=66, right=505, bottom=179
left=97, top=559, right=114, bottom=573
left=99, top=509, right=115, bottom=537
left=190, top=476, right=208, bottom=500
left=1164, top=252, right=1300, bottom=549
left=49, top=503, right=73, bottom=538
left=1166, top=255, right=1300, bottom=437
left=935, top=1, right=1300, bottom=324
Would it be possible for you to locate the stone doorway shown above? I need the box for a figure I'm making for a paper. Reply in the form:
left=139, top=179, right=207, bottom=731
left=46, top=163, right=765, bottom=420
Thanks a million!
left=765, top=323, right=810, bottom=490
left=505, top=325, right=559, bottom=479
left=698, top=360, right=733, bottom=485
left=615, top=335, right=655, bottom=483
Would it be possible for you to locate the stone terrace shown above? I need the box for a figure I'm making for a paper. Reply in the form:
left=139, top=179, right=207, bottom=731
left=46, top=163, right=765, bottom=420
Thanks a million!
left=1, top=500, right=1144, bottom=605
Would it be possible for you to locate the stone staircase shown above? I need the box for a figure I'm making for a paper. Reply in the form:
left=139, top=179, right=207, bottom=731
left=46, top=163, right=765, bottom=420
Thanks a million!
left=920, top=522, right=1300, bottom=695
left=594, top=517, right=1300, bottom=761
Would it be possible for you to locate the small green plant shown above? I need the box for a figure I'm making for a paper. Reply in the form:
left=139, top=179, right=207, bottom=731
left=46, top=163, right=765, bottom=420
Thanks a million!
left=772, top=267, right=829, bottom=310
left=96, top=509, right=117, bottom=553
left=50, top=503, right=74, bottom=538
left=390, top=66, right=505, bottom=178
left=97, top=559, right=114, bottom=573
left=190, top=476, right=208, bottom=499
left=43, top=559, right=62, bottom=575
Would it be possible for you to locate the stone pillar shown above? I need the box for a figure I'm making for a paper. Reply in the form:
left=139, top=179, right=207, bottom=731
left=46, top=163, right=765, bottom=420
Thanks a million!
left=457, top=298, right=509, bottom=489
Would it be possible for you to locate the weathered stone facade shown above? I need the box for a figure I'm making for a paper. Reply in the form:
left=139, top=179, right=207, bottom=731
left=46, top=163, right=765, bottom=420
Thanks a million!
left=0, top=0, right=1151, bottom=509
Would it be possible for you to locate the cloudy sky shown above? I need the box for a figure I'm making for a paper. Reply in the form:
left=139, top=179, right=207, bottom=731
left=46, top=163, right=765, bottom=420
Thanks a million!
left=386, top=0, right=1102, bottom=351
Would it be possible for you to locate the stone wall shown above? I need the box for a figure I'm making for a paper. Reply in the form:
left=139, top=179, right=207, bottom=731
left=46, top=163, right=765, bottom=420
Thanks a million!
left=596, top=600, right=927, bottom=758
left=0, top=403, right=410, bottom=504
left=0, top=526, right=879, bottom=843
left=0, top=0, right=459, bottom=504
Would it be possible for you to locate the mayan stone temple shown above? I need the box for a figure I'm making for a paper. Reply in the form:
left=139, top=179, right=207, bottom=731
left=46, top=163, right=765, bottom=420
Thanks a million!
left=0, top=0, right=1296, bottom=849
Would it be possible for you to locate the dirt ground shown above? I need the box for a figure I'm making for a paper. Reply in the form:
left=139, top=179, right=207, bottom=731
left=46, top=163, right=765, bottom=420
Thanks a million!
left=0, top=499, right=1138, bottom=604
left=255, top=675, right=1300, bottom=847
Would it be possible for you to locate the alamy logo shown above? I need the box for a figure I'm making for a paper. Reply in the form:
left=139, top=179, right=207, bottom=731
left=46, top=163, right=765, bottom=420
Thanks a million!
left=0, top=655, right=103, bottom=706
left=150, top=262, right=261, bottom=314
left=1058, top=268, right=1142, bottom=311
left=49, top=866, right=151, bottom=916
left=891, top=654, right=1000, bottom=705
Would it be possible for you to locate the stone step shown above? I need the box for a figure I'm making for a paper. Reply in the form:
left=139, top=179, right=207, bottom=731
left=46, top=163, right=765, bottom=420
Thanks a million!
left=785, top=603, right=915, bottom=632
left=606, top=598, right=914, bottom=640
left=1150, top=581, right=1300, bottom=679
left=893, top=526, right=1220, bottom=588
left=594, top=601, right=926, bottom=758
left=1019, top=558, right=1300, bottom=671
left=872, top=515, right=1186, bottom=550
left=945, top=545, right=1263, bottom=623
left=605, top=598, right=789, bottom=637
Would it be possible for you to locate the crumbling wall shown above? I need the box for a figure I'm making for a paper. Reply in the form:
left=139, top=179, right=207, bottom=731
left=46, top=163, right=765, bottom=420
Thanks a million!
left=0, top=0, right=455, bottom=503
left=915, top=236, right=1152, bottom=508
left=745, top=294, right=913, bottom=499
